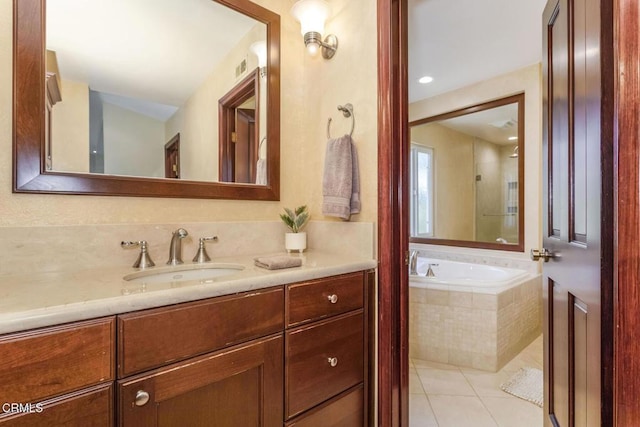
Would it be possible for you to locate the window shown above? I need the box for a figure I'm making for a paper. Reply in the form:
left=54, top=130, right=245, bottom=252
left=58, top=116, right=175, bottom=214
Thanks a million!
left=410, top=144, right=434, bottom=237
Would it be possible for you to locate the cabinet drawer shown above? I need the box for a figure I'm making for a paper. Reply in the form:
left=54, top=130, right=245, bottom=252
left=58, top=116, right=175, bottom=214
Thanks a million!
left=118, top=287, right=284, bottom=377
left=0, top=384, right=113, bottom=426
left=286, top=272, right=363, bottom=327
left=0, top=317, right=114, bottom=403
left=286, top=311, right=364, bottom=418
left=286, top=386, right=364, bottom=427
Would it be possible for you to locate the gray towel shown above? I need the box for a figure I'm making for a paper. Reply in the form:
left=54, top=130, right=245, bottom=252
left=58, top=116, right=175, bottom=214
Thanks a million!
left=254, top=255, right=302, bottom=270
left=322, top=135, right=360, bottom=220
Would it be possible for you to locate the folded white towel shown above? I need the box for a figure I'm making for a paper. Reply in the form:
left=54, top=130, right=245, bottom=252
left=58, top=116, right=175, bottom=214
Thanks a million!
left=322, top=135, right=360, bottom=220
left=256, top=158, right=267, bottom=185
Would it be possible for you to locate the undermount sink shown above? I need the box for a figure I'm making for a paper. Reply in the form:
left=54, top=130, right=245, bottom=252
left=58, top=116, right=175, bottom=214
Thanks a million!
left=123, top=263, right=245, bottom=284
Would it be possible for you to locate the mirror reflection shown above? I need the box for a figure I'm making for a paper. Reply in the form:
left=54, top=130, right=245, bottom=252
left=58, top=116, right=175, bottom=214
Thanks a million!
left=409, top=95, right=523, bottom=248
left=45, top=0, right=268, bottom=184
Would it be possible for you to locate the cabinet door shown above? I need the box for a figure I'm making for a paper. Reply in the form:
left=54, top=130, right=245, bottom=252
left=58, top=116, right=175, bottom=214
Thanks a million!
left=118, top=335, right=283, bottom=427
left=0, top=384, right=113, bottom=427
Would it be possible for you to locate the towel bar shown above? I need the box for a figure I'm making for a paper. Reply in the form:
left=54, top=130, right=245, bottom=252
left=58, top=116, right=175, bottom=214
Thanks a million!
left=327, top=103, right=355, bottom=138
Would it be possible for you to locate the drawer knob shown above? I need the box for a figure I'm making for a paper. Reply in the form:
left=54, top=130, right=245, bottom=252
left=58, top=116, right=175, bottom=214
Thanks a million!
left=327, top=294, right=339, bottom=304
left=135, top=390, right=150, bottom=407
left=328, top=357, right=339, bottom=367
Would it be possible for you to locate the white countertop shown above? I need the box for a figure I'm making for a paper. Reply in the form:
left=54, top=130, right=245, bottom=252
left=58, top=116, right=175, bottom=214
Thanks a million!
left=0, top=251, right=377, bottom=335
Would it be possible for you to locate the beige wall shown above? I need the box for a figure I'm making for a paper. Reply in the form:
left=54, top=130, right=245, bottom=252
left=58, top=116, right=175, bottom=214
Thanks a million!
left=102, top=102, right=165, bottom=178
left=165, top=23, right=266, bottom=182
left=409, top=64, right=542, bottom=254
left=51, top=79, right=90, bottom=173
left=410, top=123, right=475, bottom=241
left=0, top=0, right=378, bottom=227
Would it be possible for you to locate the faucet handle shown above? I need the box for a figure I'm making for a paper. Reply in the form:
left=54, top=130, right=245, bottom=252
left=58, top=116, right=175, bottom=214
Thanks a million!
left=192, top=236, right=218, bottom=263
left=425, top=263, right=439, bottom=278
left=121, top=240, right=155, bottom=269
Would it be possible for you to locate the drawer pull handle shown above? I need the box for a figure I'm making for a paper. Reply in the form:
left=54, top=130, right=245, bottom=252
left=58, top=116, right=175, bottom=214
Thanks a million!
left=328, top=357, right=339, bottom=367
left=327, top=294, right=339, bottom=304
left=135, top=390, right=150, bottom=407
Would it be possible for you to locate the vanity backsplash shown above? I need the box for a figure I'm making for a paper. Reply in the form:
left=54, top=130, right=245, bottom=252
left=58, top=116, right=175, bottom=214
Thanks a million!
left=0, top=221, right=374, bottom=278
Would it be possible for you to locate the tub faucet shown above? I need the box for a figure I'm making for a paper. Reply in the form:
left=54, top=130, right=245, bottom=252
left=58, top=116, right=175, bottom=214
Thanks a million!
left=409, top=250, right=418, bottom=275
left=167, top=228, right=188, bottom=265
left=426, top=263, right=439, bottom=278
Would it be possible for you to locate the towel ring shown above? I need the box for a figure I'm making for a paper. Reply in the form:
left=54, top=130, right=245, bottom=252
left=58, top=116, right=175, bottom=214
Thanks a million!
left=327, top=103, right=355, bottom=139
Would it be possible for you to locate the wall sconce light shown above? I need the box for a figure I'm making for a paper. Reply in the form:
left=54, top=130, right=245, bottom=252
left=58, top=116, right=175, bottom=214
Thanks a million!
left=250, top=40, right=267, bottom=78
left=291, top=0, right=338, bottom=59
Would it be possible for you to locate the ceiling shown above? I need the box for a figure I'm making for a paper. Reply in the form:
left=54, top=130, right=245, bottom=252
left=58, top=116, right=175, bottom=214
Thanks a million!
left=438, top=102, right=519, bottom=145
left=408, top=0, right=548, bottom=103
left=46, top=0, right=261, bottom=108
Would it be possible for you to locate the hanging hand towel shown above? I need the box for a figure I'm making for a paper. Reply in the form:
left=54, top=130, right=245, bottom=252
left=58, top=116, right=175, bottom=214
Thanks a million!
left=322, top=135, right=360, bottom=220
left=350, top=140, right=361, bottom=215
left=256, top=159, right=267, bottom=185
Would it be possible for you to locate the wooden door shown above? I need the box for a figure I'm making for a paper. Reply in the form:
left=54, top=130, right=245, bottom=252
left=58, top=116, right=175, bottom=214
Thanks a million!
left=164, top=134, right=180, bottom=179
left=542, top=0, right=607, bottom=425
left=235, top=108, right=256, bottom=183
left=118, top=335, right=283, bottom=427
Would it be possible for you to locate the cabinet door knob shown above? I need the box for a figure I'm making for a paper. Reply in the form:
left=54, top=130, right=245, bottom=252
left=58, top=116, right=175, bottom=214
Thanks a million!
left=327, top=294, right=338, bottom=304
left=135, top=390, right=150, bottom=407
left=328, top=357, right=339, bottom=367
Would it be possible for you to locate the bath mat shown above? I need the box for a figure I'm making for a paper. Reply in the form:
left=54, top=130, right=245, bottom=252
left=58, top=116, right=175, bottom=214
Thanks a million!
left=500, top=367, right=543, bottom=407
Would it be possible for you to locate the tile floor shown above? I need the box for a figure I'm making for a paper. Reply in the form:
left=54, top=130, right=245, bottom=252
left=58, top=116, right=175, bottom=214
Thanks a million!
left=409, top=335, right=543, bottom=427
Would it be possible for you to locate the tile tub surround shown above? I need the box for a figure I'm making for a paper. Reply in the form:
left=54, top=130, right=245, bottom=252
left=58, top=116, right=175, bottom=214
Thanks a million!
left=409, top=274, right=542, bottom=372
left=410, top=244, right=541, bottom=275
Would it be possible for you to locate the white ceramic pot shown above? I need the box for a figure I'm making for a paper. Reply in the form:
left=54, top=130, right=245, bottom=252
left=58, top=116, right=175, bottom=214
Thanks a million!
left=285, top=232, right=307, bottom=253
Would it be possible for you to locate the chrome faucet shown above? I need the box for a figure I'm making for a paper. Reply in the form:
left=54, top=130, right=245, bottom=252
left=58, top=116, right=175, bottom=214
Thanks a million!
left=426, top=263, right=439, bottom=278
left=409, top=250, right=418, bottom=275
left=167, top=228, right=188, bottom=265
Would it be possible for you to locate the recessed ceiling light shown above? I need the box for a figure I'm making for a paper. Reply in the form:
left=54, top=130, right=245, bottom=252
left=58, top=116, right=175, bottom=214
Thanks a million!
left=418, top=75, right=433, bottom=84
left=508, top=136, right=518, bottom=141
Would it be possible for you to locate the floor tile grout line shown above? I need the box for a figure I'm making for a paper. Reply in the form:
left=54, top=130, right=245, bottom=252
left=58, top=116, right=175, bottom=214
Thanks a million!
left=460, top=365, right=501, bottom=427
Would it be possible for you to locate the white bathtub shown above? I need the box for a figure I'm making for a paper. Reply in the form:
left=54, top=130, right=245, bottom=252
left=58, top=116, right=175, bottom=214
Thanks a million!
left=409, top=256, right=541, bottom=371
left=410, top=257, right=529, bottom=294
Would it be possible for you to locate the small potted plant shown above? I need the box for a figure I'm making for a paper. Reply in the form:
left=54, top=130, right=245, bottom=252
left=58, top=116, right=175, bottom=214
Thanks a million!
left=280, top=205, right=310, bottom=253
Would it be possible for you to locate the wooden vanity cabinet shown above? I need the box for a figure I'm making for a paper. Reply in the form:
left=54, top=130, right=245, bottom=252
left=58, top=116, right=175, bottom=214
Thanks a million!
left=116, top=287, right=285, bottom=427
left=285, top=271, right=374, bottom=426
left=0, top=317, right=115, bottom=426
left=0, top=270, right=374, bottom=426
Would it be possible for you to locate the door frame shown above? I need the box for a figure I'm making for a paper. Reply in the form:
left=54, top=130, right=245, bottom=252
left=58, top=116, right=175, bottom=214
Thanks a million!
left=375, top=0, right=633, bottom=425
left=377, top=0, right=409, bottom=426
left=218, top=68, right=260, bottom=182
left=613, top=0, right=640, bottom=423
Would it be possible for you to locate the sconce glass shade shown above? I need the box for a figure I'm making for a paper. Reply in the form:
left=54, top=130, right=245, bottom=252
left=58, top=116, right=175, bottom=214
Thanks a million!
left=291, top=0, right=330, bottom=36
left=250, top=40, right=267, bottom=68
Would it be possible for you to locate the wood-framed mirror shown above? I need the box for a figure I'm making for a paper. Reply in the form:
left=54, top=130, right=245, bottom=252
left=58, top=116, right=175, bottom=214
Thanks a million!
left=13, top=0, right=280, bottom=200
left=409, top=93, right=525, bottom=252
